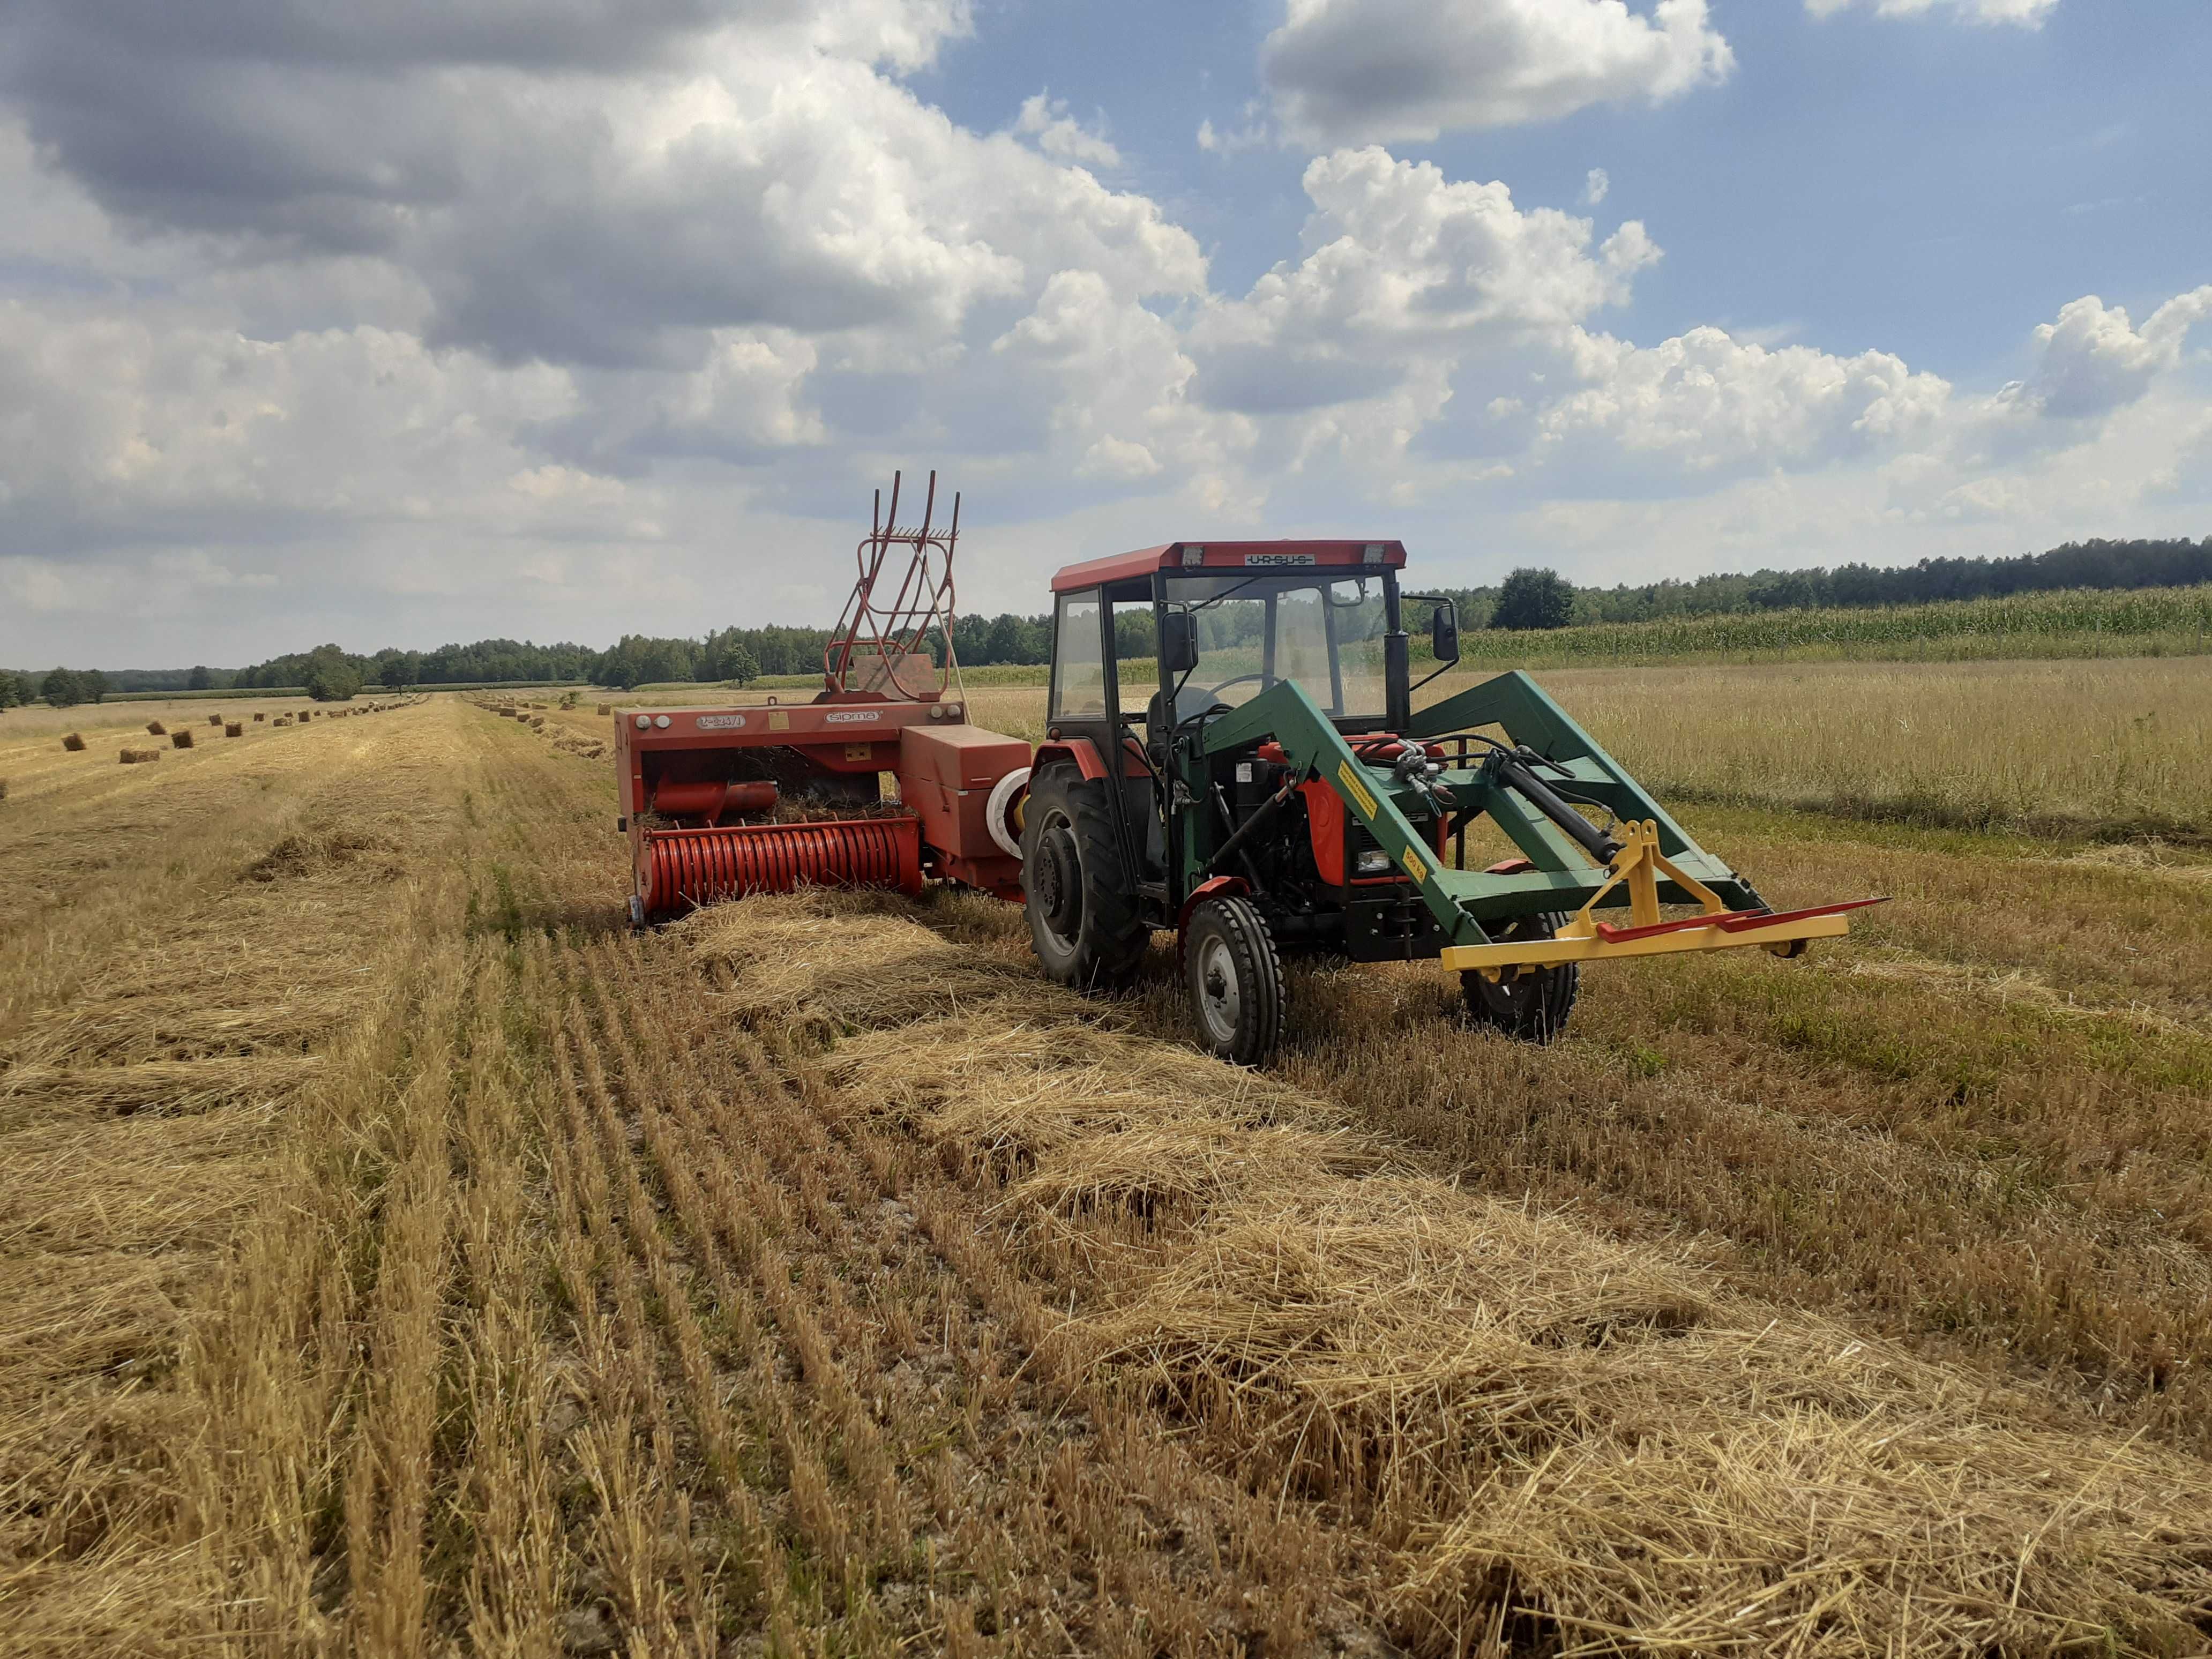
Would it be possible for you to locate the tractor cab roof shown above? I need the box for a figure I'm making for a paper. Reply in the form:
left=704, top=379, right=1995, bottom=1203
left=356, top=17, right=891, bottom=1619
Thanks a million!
left=1049, top=540, right=1408, bottom=594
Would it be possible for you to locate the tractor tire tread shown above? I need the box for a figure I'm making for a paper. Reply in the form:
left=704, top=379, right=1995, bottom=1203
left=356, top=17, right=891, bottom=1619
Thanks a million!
left=1461, top=909, right=1579, bottom=1044
left=1023, top=765, right=1147, bottom=991
left=1186, top=894, right=1286, bottom=1067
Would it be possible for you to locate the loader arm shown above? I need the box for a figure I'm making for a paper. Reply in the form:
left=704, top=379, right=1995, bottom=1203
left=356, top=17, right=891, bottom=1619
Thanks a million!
left=1201, top=681, right=1486, bottom=946
left=1198, top=677, right=1880, bottom=975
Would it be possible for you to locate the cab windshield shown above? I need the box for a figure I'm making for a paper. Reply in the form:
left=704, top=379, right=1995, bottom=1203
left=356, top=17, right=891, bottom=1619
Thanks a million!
left=1161, top=572, right=1390, bottom=721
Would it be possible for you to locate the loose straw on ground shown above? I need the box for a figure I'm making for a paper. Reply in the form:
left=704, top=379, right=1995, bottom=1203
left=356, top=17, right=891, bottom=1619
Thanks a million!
left=687, top=894, right=2212, bottom=1657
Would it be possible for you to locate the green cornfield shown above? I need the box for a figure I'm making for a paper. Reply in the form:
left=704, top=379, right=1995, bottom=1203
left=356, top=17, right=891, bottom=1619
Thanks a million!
left=1449, top=584, right=2212, bottom=668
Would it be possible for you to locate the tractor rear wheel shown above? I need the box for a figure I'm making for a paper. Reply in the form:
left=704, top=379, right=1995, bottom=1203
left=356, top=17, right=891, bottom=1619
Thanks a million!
left=1021, top=765, right=1148, bottom=992
left=1185, top=895, right=1286, bottom=1067
left=1460, top=911, right=1579, bottom=1043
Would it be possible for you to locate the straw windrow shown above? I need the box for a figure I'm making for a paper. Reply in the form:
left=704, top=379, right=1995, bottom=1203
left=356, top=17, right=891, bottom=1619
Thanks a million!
left=689, top=894, right=2212, bottom=1655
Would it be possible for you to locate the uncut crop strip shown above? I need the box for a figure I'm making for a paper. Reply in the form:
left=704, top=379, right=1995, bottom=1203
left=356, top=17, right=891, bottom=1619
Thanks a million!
left=687, top=894, right=2212, bottom=1656
left=1445, top=582, right=2212, bottom=669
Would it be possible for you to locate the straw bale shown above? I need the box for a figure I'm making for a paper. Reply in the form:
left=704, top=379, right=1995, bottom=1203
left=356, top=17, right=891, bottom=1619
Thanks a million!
left=145, top=721, right=166, bottom=735
left=206, top=714, right=222, bottom=726
left=699, top=893, right=2212, bottom=1654
left=170, top=729, right=193, bottom=748
left=0, top=778, right=8, bottom=801
left=224, top=723, right=243, bottom=737
left=118, top=748, right=159, bottom=765
left=253, top=712, right=265, bottom=721
left=598, top=703, right=614, bottom=715
left=62, top=732, right=86, bottom=752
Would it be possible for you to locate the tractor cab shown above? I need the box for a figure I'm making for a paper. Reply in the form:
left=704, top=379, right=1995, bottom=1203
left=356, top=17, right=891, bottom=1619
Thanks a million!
left=1043, top=539, right=1456, bottom=741
left=1022, top=537, right=1876, bottom=1067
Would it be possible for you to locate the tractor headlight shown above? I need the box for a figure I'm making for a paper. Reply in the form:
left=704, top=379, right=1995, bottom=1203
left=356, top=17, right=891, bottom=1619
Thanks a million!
left=1355, top=848, right=1391, bottom=875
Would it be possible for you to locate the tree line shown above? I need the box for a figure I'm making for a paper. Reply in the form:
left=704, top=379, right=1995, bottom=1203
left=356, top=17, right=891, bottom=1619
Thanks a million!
left=6, top=535, right=2204, bottom=704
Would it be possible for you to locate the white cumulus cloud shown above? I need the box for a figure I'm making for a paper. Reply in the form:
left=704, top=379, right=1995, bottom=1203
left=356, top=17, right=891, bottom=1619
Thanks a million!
left=1262, top=0, right=1735, bottom=146
left=1805, top=0, right=2060, bottom=27
left=1012, top=92, right=1121, bottom=170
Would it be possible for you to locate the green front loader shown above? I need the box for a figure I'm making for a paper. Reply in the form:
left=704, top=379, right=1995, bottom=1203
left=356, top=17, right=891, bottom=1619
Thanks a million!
left=1017, top=539, right=1878, bottom=1063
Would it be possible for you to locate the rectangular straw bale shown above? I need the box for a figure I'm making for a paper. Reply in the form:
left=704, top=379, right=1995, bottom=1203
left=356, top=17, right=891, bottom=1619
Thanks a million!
left=207, top=714, right=222, bottom=726
left=597, top=703, right=614, bottom=715
left=145, top=720, right=167, bottom=735
left=254, top=712, right=265, bottom=721
left=170, top=729, right=194, bottom=749
left=225, top=722, right=243, bottom=737
left=62, top=732, right=86, bottom=752
left=119, top=748, right=159, bottom=765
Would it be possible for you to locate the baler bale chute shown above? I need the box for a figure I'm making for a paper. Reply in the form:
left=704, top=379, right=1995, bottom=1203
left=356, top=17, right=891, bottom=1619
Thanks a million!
left=614, top=474, right=1029, bottom=925
left=616, top=504, right=1877, bottom=1065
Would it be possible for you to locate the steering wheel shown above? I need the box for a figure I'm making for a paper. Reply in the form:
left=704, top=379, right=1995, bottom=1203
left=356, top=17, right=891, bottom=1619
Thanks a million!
left=1196, top=672, right=1266, bottom=703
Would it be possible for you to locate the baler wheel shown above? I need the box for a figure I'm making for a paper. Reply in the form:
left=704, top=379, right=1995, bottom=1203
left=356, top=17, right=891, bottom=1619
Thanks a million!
left=1185, top=895, right=1286, bottom=1068
left=1021, top=767, right=1147, bottom=991
left=1460, top=911, right=1579, bottom=1043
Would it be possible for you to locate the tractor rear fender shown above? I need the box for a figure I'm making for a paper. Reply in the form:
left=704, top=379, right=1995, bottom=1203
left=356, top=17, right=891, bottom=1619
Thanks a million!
left=1033, top=737, right=1105, bottom=781
left=1033, top=735, right=1150, bottom=783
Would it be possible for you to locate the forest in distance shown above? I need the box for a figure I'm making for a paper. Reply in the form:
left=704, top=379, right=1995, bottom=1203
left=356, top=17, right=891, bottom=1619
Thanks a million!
left=6, top=534, right=2207, bottom=697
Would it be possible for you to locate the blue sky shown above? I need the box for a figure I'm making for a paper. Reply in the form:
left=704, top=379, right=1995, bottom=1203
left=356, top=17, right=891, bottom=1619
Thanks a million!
left=2, top=0, right=2207, bottom=666
left=920, top=0, right=2212, bottom=378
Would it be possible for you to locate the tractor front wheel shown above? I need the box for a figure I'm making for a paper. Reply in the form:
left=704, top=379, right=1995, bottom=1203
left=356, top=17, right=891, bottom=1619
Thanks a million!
left=1021, top=766, right=1147, bottom=992
left=1185, top=896, right=1286, bottom=1067
left=1460, top=911, right=1579, bottom=1043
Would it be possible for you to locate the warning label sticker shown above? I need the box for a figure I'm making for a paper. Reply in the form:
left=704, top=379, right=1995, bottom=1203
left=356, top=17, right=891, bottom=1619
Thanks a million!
left=1336, top=759, right=1378, bottom=820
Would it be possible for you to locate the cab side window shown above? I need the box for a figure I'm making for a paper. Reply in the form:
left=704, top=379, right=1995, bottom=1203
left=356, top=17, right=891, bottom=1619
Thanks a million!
left=1049, top=591, right=1107, bottom=719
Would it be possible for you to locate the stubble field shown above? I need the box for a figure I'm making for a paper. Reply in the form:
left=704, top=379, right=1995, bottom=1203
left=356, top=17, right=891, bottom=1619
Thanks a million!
left=5, top=655, right=2212, bottom=1656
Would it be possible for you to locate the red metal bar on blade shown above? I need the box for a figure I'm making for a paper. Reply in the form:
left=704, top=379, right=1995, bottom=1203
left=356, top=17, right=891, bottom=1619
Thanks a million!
left=1594, top=896, right=1887, bottom=945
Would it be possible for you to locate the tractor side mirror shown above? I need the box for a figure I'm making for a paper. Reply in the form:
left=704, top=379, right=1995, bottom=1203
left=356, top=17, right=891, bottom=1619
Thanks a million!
left=1162, top=610, right=1199, bottom=674
left=1430, top=601, right=1460, bottom=665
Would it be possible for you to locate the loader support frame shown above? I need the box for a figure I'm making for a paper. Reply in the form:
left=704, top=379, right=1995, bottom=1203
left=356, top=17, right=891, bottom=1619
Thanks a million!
left=1198, top=673, right=1878, bottom=977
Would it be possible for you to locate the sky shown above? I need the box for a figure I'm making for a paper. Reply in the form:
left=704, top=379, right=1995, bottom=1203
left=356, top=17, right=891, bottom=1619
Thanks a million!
left=1, top=0, right=2208, bottom=669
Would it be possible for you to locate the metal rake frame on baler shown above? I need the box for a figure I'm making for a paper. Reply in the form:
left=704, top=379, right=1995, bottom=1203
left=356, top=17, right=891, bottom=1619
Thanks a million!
left=822, top=471, right=960, bottom=704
